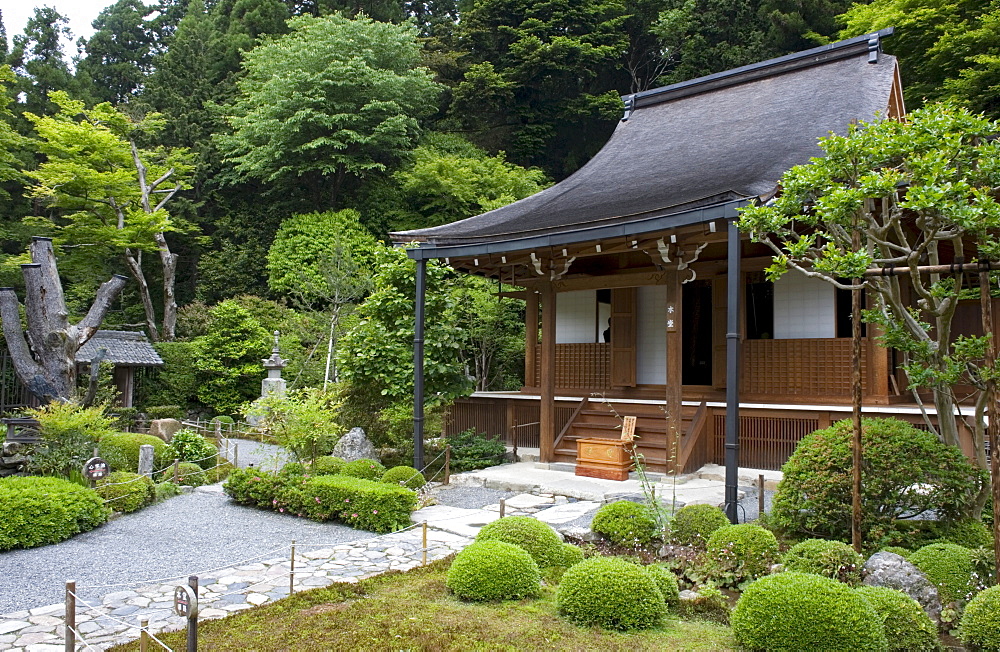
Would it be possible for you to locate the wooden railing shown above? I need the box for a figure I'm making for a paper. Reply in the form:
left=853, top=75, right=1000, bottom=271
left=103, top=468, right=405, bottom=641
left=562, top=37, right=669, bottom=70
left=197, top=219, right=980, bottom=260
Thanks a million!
left=533, top=343, right=611, bottom=389
left=445, top=397, right=579, bottom=449
left=740, top=338, right=871, bottom=399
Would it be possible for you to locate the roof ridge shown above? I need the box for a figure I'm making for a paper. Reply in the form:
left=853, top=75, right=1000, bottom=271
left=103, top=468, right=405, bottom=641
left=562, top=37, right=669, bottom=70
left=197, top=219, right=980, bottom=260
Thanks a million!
left=622, top=27, right=894, bottom=115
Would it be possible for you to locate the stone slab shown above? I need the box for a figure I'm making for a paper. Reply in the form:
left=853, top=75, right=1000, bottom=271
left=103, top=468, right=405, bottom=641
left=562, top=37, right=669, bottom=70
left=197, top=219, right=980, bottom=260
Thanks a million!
left=411, top=505, right=499, bottom=538
left=532, top=501, right=601, bottom=524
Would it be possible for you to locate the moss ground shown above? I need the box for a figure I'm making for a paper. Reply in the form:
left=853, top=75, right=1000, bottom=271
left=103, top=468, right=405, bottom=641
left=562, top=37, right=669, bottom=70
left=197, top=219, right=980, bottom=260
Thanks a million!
left=107, top=559, right=735, bottom=651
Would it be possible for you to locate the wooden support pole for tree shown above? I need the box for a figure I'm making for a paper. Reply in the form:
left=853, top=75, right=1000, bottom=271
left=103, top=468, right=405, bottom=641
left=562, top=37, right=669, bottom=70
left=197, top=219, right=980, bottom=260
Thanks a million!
left=851, top=230, right=864, bottom=554
left=65, top=580, right=75, bottom=652
left=979, top=267, right=1000, bottom=584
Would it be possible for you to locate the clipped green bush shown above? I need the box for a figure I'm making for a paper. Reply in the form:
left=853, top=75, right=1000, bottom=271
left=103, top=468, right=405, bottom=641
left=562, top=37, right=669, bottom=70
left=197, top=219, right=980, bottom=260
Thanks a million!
left=960, top=584, right=1000, bottom=651
left=279, top=462, right=307, bottom=477
left=475, top=516, right=564, bottom=568
left=557, top=557, right=665, bottom=631
left=309, top=456, right=346, bottom=476
left=447, top=428, right=507, bottom=472
left=670, top=503, right=730, bottom=549
left=446, top=540, right=541, bottom=601
left=381, top=465, right=426, bottom=490
left=166, top=429, right=218, bottom=470
left=154, top=481, right=182, bottom=502
left=909, top=542, right=978, bottom=604
left=935, top=519, right=993, bottom=550
left=98, top=433, right=169, bottom=474
left=772, top=418, right=985, bottom=542
left=296, top=474, right=416, bottom=532
left=96, top=471, right=155, bottom=513
left=705, top=523, right=779, bottom=587
left=855, top=585, right=941, bottom=652
left=732, top=572, right=887, bottom=651
left=645, top=563, right=680, bottom=606
left=340, top=458, right=386, bottom=480
left=158, top=462, right=209, bottom=487
left=0, top=477, right=109, bottom=551
left=224, top=467, right=284, bottom=508
left=560, top=543, right=584, bottom=568
left=782, top=538, right=865, bottom=585
left=591, top=500, right=659, bottom=547
left=146, top=405, right=185, bottom=420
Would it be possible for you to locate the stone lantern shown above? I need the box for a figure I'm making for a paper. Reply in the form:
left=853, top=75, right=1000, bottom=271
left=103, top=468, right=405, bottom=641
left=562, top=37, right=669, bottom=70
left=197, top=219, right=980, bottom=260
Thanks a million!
left=260, top=331, right=288, bottom=399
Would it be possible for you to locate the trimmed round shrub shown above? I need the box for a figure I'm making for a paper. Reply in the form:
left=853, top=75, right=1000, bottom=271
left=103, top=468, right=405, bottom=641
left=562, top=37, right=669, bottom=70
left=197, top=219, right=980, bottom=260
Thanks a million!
left=705, top=523, right=779, bottom=587
left=560, top=542, right=584, bottom=568
left=855, top=585, right=941, bottom=652
left=591, top=500, right=659, bottom=547
left=670, top=503, right=730, bottom=548
left=557, top=557, right=665, bottom=631
left=909, top=542, right=978, bottom=604
left=166, top=429, right=218, bottom=470
left=936, top=519, right=993, bottom=550
left=0, top=476, right=109, bottom=551
left=96, top=471, right=155, bottom=513
left=339, top=458, right=386, bottom=480
left=771, top=418, right=985, bottom=541
left=645, top=563, right=680, bottom=606
left=381, top=465, right=426, bottom=490
left=475, top=516, right=565, bottom=568
left=732, top=572, right=887, bottom=651
left=158, top=462, right=208, bottom=487
left=446, top=540, right=541, bottom=601
left=98, top=433, right=169, bottom=474
left=782, top=538, right=864, bottom=585
left=309, top=456, right=345, bottom=476
left=279, top=462, right=306, bottom=477
left=960, top=584, right=1000, bottom=651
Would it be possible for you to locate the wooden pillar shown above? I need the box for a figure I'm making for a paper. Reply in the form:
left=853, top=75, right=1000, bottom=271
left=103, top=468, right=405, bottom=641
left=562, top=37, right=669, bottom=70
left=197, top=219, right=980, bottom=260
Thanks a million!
left=539, top=285, right=556, bottom=463
left=525, top=291, right=539, bottom=387
left=664, top=272, right=682, bottom=473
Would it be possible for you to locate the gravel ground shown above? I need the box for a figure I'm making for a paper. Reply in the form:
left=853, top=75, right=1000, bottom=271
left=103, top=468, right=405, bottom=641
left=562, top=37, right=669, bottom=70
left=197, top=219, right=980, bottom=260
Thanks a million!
left=429, top=485, right=517, bottom=509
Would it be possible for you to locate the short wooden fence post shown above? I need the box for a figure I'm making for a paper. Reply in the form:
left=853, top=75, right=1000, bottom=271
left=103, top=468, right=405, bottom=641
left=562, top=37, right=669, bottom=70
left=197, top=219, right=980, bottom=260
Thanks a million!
left=65, top=580, right=75, bottom=652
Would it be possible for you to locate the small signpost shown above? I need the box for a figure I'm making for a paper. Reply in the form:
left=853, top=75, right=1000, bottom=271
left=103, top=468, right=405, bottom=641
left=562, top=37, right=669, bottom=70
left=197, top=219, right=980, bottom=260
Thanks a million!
left=82, top=457, right=109, bottom=487
left=173, top=576, right=199, bottom=651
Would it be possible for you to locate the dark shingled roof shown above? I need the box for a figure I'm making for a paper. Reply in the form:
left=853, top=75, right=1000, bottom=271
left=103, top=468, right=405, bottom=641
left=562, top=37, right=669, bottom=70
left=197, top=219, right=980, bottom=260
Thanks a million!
left=76, top=330, right=164, bottom=367
left=394, top=31, right=898, bottom=251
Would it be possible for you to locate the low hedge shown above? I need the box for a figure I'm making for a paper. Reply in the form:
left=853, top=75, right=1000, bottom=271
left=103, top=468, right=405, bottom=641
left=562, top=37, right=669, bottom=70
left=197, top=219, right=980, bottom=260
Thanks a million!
left=782, top=538, right=864, bottom=585
left=223, top=467, right=416, bottom=533
left=99, top=433, right=169, bottom=474
left=732, top=572, right=887, bottom=651
left=669, top=504, right=730, bottom=548
left=381, top=465, right=426, bottom=490
left=0, top=476, right=110, bottom=551
left=855, top=585, right=941, bottom=652
left=909, top=542, right=978, bottom=604
left=960, top=584, right=1000, bottom=651
left=158, top=462, right=209, bottom=487
left=340, top=458, right=386, bottom=481
left=310, top=456, right=346, bottom=476
left=446, top=540, right=541, bottom=601
left=557, top=556, right=665, bottom=631
left=475, top=516, right=565, bottom=568
left=96, top=471, right=156, bottom=513
left=705, top=523, right=779, bottom=587
left=592, top=500, right=659, bottom=547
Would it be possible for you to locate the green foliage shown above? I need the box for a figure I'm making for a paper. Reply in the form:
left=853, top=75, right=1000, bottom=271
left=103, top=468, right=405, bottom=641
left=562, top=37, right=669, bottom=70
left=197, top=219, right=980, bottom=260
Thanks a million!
left=960, top=584, right=1000, bottom=651
left=154, top=480, right=182, bottom=502
left=855, top=585, right=942, bottom=652
left=909, top=542, right=980, bottom=605
left=166, top=429, right=218, bottom=470
left=936, top=519, right=994, bottom=550
left=309, top=456, right=346, bottom=476
left=704, top=523, right=779, bottom=588
left=446, top=540, right=541, bottom=601
left=245, top=388, right=341, bottom=462
left=76, top=0, right=157, bottom=104
left=447, top=429, right=507, bottom=472
left=158, top=461, right=209, bottom=487
left=223, top=467, right=284, bottom=508
left=732, top=572, right=887, bottom=652
left=782, top=539, right=865, bottom=585
left=771, top=419, right=985, bottom=542
left=340, top=459, right=387, bottom=481
left=98, top=432, right=169, bottom=474
left=193, top=300, right=270, bottom=414
left=560, top=542, right=585, bottom=569
left=0, top=476, right=109, bottom=551
left=381, top=466, right=426, bottom=490
left=214, top=13, right=441, bottom=207
left=144, top=404, right=185, bottom=421
left=645, top=563, right=680, bottom=606
left=675, top=585, right=731, bottom=624
left=141, top=344, right=199, bottom=412
left=475, top=516, right=565, bottom=569
left=591, top=500, right=659, bottom=548
left=557, top=556, right=665, bottom=631
left=96, top=471, right=155, bottom=513
left=879, top=546, right=912, bottom=558
left=24, top=402, right=116, bottom=477
left=669, top=503, right=730, bottom=549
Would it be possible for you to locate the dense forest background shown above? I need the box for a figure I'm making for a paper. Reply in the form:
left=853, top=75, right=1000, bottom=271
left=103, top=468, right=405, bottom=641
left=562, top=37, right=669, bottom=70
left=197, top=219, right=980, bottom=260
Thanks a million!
left=0, top=0, right=998, bottom=423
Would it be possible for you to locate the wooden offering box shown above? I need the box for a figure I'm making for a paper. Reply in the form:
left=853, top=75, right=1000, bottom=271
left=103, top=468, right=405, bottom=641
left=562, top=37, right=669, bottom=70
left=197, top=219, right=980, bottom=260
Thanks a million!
left=575, top=438, right=633, bottom=481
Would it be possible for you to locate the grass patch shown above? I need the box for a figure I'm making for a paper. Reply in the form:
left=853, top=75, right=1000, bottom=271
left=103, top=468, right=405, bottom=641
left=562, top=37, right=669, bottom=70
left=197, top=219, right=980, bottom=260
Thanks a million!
left=107, top=559, right=735, bottom=651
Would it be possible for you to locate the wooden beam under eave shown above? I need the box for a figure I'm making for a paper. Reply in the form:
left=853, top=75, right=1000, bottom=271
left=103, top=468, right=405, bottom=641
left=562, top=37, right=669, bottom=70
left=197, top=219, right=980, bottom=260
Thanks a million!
left=525, top=291, right=538, bottom=389
left=664, top=270, right=683, bottom=473
left=539, top=286, right=556, bottom=463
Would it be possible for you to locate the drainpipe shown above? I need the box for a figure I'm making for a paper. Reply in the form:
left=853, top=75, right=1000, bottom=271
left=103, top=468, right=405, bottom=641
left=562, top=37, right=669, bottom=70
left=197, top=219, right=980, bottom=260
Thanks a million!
left=413, top=258, right=426, bottom=470
left=725, top=220, right=741, bottom=522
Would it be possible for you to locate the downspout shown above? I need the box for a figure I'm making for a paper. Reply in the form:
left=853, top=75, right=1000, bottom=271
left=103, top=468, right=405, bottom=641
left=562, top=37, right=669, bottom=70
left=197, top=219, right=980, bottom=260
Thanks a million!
left=725, top=220, right=742, bottom=522
left=413, top=258, right=426, bottom=470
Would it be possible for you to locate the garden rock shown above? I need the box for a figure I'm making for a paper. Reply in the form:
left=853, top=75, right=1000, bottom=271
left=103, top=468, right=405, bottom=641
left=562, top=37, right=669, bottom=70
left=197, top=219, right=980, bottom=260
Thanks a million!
left=148, top=419, right=182, bottom=443
left=332, top=428, right=378, bottom=462
left=862, top=552, right=942, bottom=625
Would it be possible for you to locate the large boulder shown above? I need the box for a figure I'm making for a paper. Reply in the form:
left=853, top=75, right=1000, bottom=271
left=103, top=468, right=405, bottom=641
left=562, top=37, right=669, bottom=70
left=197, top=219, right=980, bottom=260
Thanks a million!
left=332, top=427, right=378, bottom=462
left=863, top=551, right=942, bottom=625
left=148, top=418, right=182, bottom=443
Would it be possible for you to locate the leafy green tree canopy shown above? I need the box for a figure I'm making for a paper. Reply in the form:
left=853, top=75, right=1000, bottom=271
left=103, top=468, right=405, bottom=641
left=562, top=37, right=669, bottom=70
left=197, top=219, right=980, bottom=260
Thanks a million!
left=193, top=299, right=271, bottom=414
left=77, top=0, right=158, bottom=104
left=215, top=13, right=441, bottom=208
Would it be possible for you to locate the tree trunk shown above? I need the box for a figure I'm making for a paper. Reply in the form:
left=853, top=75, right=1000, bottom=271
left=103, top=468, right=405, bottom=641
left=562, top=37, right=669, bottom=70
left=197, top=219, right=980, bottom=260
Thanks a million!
left=0, top=237, right=128, bottom=402
left=156, top=232, right=178, bottom=341
left=124, top=248, right=160, bottom=342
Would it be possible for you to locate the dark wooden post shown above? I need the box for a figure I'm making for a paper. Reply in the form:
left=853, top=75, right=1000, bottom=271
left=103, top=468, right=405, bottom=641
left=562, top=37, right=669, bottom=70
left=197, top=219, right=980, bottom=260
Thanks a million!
left=413, top=258, right=427, bottom=470
left=979, top=266, right=1000, bottom=583
left=539, top=285, right=556, bottom=463
left=851, top=228, right=863, bottom=553
left=724, top=220, right=742, bottom=522
left=525, top=291, right=538, bottom=386
left=665, top=272, right=682, bottom=474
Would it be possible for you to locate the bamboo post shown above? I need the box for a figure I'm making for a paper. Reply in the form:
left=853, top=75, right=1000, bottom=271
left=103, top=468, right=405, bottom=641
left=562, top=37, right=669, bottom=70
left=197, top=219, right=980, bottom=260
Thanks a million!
left=64, top=580, right=75, bottom=652
left=758, top=474, right=765, bottom=517
left=233, top=444, right=238, bottom=469
left=173, top=459, right=180, bottom=483
left=422, top=522, right=428, bottom=567
left=186, top=575, right=198, bottom=652
left=444, top=446, right=451, bottom=485
left=289, top=540, right=296, bottom=595
left=499, top=498, right=506, bottom=518
left=140, top=617, right=149, bottom=652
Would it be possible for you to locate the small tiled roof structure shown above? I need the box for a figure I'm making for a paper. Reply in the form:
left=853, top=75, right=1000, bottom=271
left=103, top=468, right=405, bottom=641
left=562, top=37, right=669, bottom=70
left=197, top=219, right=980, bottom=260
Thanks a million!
left=76, top=330, right=163, bottom=367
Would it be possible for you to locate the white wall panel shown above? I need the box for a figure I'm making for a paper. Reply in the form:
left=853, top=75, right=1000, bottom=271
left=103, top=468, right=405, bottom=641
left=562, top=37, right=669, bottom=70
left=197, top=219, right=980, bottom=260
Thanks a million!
left=555, top=290, right=597, bottom=343
left=636, top=285, right=667, bottom=384
left=773, top=271, right=835, bottom=339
